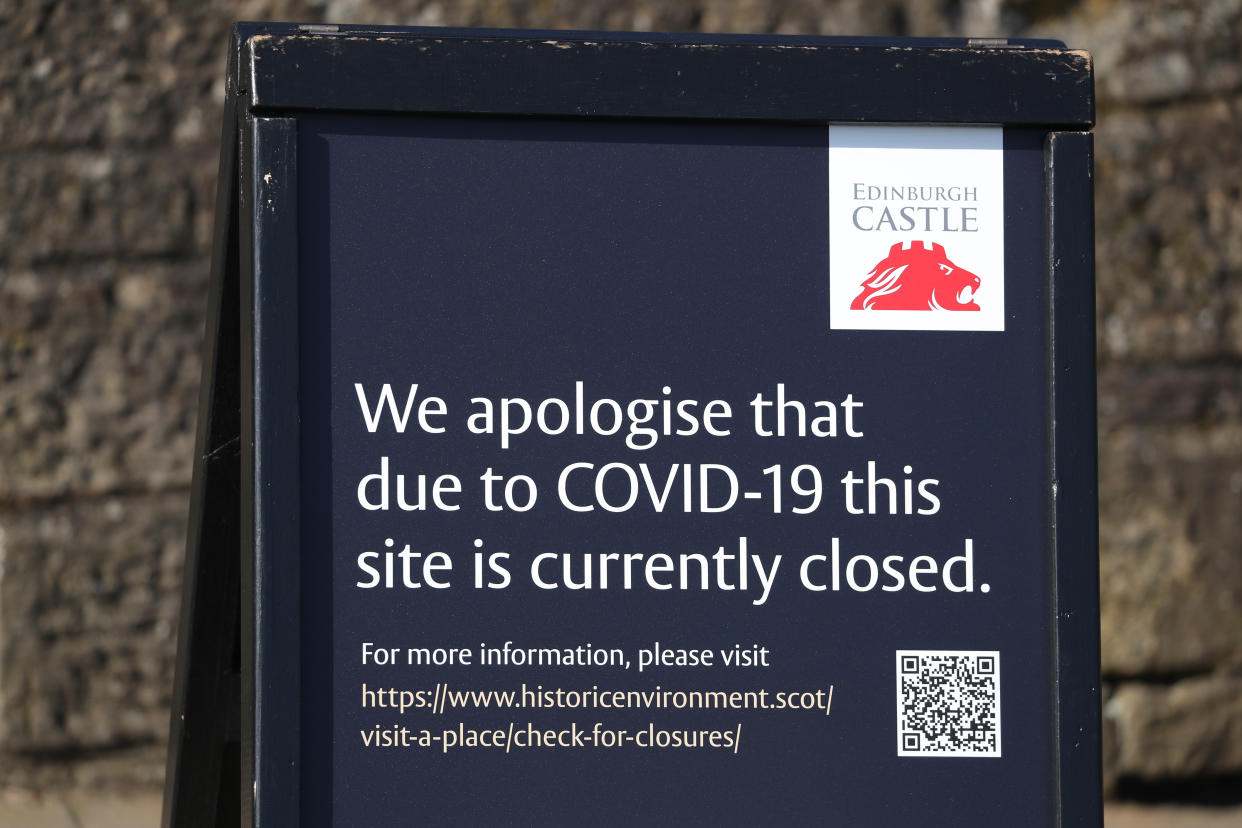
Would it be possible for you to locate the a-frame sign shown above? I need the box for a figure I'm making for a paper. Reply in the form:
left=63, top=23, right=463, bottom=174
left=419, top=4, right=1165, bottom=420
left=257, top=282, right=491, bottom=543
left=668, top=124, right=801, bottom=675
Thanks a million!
left=165, top=23, right=1099, bottom=827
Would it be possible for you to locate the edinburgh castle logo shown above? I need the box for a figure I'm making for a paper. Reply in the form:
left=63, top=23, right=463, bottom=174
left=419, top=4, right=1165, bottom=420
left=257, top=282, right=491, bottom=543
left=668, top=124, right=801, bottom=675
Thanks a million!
left=828, top=125, right=1005, bottom=332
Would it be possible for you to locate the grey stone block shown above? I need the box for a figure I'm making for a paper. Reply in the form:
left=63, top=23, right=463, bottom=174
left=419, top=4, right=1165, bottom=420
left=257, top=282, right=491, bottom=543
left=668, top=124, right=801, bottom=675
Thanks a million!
left=1107, top=675, right=1242, bottom=779
left=1099, top=417, right=1242, bottom=676
left=0, top=263, right=206, bottom=502
left=0, top=493, right=185, bottom=755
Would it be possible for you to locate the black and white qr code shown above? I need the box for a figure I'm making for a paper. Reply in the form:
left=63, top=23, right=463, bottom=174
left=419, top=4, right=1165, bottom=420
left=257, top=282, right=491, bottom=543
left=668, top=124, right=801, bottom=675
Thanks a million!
left=896, top=650, right=1001, bottom=758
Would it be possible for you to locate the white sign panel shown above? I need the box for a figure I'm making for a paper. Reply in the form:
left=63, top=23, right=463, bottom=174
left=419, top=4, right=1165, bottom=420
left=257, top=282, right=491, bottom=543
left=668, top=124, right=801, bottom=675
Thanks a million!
left=829, top=125, right=1005, bottom=331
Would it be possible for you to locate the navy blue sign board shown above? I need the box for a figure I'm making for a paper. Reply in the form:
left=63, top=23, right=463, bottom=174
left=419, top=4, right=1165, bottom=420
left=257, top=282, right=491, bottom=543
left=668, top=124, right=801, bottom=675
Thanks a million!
left=164, top=23, right=1099, bottom=828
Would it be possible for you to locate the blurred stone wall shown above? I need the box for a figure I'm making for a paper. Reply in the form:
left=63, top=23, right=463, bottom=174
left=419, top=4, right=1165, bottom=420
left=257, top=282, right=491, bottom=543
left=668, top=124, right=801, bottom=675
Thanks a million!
left=1, top=0, right=1239, bottom=799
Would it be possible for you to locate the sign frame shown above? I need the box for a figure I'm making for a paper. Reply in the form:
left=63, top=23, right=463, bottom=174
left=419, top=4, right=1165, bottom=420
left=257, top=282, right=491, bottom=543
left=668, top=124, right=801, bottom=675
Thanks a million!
left=164, top=22, right=1098, bottom=827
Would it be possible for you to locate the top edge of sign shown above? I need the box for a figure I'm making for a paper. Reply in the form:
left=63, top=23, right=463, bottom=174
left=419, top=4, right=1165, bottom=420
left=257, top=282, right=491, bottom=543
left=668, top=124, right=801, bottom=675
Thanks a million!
left=238, top=20, right=1072, bottom=50
left=232, top=22, right=1094, bottom=128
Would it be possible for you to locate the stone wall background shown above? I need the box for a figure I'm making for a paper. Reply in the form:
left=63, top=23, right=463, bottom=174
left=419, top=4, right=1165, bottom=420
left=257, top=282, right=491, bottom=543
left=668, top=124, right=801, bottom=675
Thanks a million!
left=1, top=0, right=1240, bottom=802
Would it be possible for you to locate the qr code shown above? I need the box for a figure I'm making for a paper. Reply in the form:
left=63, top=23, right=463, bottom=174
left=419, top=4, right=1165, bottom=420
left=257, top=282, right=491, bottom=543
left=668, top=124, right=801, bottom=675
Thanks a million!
left=896, top=650, right=1001, bottom=758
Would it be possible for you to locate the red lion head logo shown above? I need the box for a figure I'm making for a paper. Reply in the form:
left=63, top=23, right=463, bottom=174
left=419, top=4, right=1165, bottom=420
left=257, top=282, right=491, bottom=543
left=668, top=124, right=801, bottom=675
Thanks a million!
left=850, top=241, right=981, bottom=311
